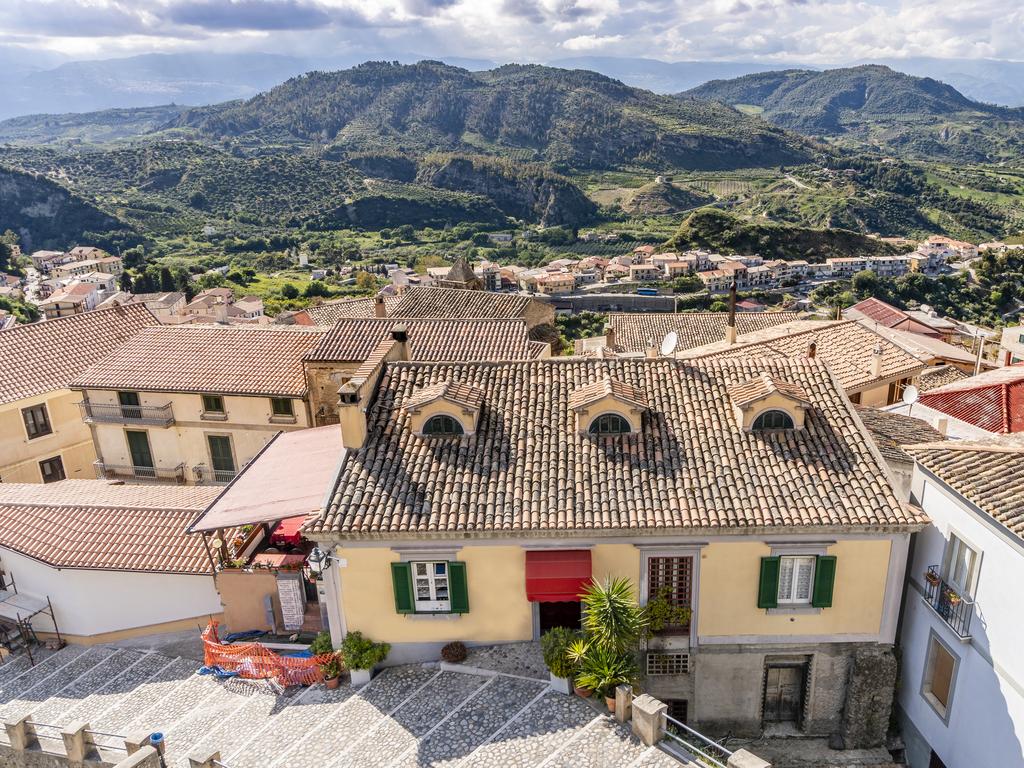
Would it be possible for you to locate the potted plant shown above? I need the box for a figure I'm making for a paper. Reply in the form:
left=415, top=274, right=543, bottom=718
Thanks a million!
left=645, top=588, right=692, bottom=635
left=340, top=630, right=390, bottom=687
left=540, top=627, right=579, bottom=695
left=946, top=589, right=962, bottom=606
left=441, top=641, right=468, bottom=663
left=308, top=631, right=334, bottom=656
left=572, top=643, right=637, bottom=713
left=321, top=653, right=343, bottom=689
left=566, top=637, right=594, bottom=697
left=925, top=570, right=940, bottom=587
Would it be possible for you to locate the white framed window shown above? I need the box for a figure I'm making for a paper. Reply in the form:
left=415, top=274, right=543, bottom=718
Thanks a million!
left=413, top=561, right=450, bottom=612
left=922, top=632, right=958, bottom=722
left=778, top=555, right=816, bottom=604
left=944, top=533, right=978, bottom=598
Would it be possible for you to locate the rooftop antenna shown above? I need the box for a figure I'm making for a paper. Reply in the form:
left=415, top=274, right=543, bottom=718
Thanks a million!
left=660, top=331, right=679, bottom=357
left=902, top=384, right=919, bottom=417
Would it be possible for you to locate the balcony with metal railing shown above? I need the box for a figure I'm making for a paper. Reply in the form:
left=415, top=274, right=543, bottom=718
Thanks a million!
left=94, top=460, right=187, bottom=484
left=192, top=464, right=238, bottom=485
left=78, top=401, right=175, bottom=427
left=923, top=565, right=974, bottom=640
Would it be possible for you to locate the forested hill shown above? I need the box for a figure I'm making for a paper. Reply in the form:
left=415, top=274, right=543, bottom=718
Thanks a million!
left=170, top=60, right=810, bottom=171
left=682, top=65, right=1024, bottom=163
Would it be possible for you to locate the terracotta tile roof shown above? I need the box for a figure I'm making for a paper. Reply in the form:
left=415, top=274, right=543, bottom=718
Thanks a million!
left=907, top=437, right=1024, bottom=537
left=728, top=374, right=810, bottom=407
left=854, top=406, right=944, bottom=464
left=918, top=365, right=971, bottom=392
left=608, top=312, right=803, bottom=354
left=0, top=304, right=157, bottom=406
left=71, top=324, right=326, bottom=398
left=389, top=287, right=541, bottom=321
left=308, top=357, right=920, bottom=538
left=0, top=480, right=221, bottom=574
left=405, top=381, right=485, bottom=411
left=918, top=364, right=1024, bottom=433
left=305, top=319, right=545, bottom=363
left=845, top=297, right=909, bottom=328
left=680, top=320, right=927, bottom=392
left=298, top=296, right=402, bottom=325
left=567, top=377, right=648, bottom=411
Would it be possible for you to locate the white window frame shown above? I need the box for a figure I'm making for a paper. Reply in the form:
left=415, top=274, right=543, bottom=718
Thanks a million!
left=943, top=532, right=979, bottom=599
left=777, top=555, right=816, bottom=605
left=412, top=560, right=451, bottom=613
left=921, top=629, right=959, bottom=723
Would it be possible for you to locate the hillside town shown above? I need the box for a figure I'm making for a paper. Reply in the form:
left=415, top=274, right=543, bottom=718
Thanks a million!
left=0, top=235, right=1022, bottom=768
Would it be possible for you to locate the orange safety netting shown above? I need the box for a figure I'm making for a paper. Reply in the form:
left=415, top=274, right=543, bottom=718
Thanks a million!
left=201, top=621, right=336, bottom=687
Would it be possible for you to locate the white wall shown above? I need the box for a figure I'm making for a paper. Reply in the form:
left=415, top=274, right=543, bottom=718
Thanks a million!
left=898, top=468, right=1024, bottom=768
left=0, top=548, right=223, bottom=638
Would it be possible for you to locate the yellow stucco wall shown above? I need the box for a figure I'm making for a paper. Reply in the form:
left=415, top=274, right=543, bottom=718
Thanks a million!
left=0, top=390, right=97, bottom=482
left=697, top=539, right=891, bottom=637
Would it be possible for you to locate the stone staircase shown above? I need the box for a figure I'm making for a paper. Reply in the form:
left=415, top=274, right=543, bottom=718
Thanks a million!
left=0, top=645, right=684, bottom=768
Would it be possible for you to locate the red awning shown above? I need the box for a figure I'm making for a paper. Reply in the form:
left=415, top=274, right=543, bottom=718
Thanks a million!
left=525, top=550, right=592, bottom=602
left=270, top=515, right=307, bottom=547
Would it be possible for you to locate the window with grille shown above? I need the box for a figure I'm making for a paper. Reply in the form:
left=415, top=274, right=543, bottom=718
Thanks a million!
left=666, top=699, right=688, bottom=724
left=647, top=556, right=693, bottom=631
left=647, top=652, right=690, bottom=676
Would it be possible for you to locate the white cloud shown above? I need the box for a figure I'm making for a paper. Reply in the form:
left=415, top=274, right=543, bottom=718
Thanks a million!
left=561, top=33, right=624, bottom=50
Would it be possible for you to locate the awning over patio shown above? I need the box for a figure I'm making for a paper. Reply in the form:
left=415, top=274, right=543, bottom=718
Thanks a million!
left=270, top=515, right=307, bottom=547
left=525, top=550, right=592, bottom=602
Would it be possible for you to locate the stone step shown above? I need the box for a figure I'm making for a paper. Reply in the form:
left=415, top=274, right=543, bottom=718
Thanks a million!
left=389, top=676, right=549, bottom=768
left=30, top=649, right=144, bottom=725
left=338, top=671, right=488, bottom=768
left=120, top=667, right=222, bottom=736
left=0, top=654, right=37, bottom=686
left=271, top=667, right=441, bottom=768
left=227, top=684, right=355, bottom=768
left=161, top=679, right=266, bottom=767
left=543, top=715, right=651, bottom=768
left=96, top=656, right=199, bottom=733
left=61, top=652, right=176, bottom=728
left=457, top=689, right=597, bottom=768
left=0, top=646, right=86, bottom=703
left=0, top=646, right=113, bottom=721
left=630, top=745, right=694, bottom=768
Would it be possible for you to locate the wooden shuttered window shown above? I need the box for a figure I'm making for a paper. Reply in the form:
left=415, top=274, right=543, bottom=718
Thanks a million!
left=391, top=561, right=468, bottom=615
left=758, top=555, right=837, bottom=609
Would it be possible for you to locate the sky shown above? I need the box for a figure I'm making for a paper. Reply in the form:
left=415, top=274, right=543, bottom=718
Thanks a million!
left=0, top=0, right=1020, bottom=65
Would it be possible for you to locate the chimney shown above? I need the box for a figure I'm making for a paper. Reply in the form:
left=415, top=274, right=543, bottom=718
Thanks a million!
left=725, top=279, right=738, bottom=345
left=212, top=300, right=228, bottom=324
left=390, top=323, right=409, bottom=360
left=936, top=417, right=949, bottom=436
left=645, top=338, right=658, bottom=359
left=374, top=294, right=387, bottom=318
left=605, top=324, right=615, bottom=350
left=807, top=340, right=817, bottom=359
left=337, top=383, right=367, bottom=450
left=870, top=344, right=884, bottom=378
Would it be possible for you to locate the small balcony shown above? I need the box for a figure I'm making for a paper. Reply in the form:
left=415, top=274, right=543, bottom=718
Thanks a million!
left=94, top=460, right=187, bottom=484
left=79, top=401, right=175, bottom=427
left=192, top=464, right=237, bottom=485
left=923, top=565, right=974, bottom=640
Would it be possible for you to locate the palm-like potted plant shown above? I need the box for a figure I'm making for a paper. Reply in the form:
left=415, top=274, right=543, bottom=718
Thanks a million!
left=340, top=630, right=390, bottom=687
left=540, top=627, right=579, bottom=695
left=572, top=643, right=637, bottom=713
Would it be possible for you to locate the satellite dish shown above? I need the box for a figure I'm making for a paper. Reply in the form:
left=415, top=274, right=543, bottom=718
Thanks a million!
left=902, top=385, right=920, bottom=406
left=660, top=331, right=679, bottom=356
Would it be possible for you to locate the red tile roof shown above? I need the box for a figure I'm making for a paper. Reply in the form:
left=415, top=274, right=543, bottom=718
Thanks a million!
left=919, top=364, right=1024, bottom=433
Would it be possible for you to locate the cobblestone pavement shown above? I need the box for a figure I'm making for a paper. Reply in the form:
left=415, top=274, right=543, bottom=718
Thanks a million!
left=460, top=641, right=548, bottom=680
left=0, top=645, right=681, bottom=768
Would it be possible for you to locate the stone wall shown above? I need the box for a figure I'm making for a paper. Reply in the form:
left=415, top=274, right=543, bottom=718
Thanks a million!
left=0, top=718, right=160, bottom=768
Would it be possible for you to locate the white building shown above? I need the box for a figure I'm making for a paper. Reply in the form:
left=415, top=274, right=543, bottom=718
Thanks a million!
left=897, top=437, right=1024, bottom=768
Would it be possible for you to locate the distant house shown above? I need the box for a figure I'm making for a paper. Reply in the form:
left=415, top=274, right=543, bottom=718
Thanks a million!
left=1000, top=326, right=1024, bottom=366
left=846, top=297, right=953, bottom=341
left=38, top=282, right=99, bottom=319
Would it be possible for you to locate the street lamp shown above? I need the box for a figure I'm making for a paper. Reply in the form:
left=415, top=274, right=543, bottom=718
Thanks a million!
left=307, top=546, right=331, bottom=576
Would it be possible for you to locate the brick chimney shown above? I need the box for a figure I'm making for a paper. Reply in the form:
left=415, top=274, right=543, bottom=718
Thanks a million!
left=725, top=279, right=737, bottom=345
left=870, top=344, right=884, bottom=378
left=374, top=294, right=387, bottom=319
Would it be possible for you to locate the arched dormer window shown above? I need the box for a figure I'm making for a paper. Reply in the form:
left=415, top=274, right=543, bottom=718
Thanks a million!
left=422, top=414, right=464, bottom=436
left=588, top=413, right=632, bottom=436
left=752, top=409, right=794, bottom=430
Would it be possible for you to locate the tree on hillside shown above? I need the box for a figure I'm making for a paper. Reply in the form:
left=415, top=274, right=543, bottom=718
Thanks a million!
left=159, top=267, right=176, bottom=293
left=119, top=271, right=133, bottom=292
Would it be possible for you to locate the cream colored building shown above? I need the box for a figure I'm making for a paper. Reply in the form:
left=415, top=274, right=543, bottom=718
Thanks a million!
left=0, top=305, right=156, bottom=484
left=71, top=324, right=325, bottom=485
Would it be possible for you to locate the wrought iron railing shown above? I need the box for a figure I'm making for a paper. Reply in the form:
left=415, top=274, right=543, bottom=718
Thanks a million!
left=923, top=565, right=974, bottom=639
left=192, top=464, right=237, bottom=485
left=78, top=401, right=174, bottom=427
left=94, top=460, right=187, bottom=484
left=662, top=713, right=733, bottom=768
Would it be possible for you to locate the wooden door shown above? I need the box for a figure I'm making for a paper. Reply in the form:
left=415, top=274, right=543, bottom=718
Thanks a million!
left=125, top=430, right=154, bottom=476
left=763, top=664, right=806, bottom=723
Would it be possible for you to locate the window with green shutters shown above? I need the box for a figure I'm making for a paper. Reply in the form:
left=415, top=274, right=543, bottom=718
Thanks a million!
left=391, top=561, right=468, bottom=615
left=758, top=555, right=836, bottom=609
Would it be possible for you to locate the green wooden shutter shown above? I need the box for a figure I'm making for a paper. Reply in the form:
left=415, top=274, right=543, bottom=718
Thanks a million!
left=758, top=557, right=780, bottom=609
left=448, top=562, right=469, bottom=614
left=812, top=556, right=837, bottom=608
left=391, top=562, right=414, bottom=614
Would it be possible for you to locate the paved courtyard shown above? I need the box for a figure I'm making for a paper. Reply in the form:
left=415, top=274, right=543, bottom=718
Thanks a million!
left=0, top=644, right=684, bottom=768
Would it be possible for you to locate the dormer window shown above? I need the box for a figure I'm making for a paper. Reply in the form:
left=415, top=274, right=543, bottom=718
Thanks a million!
left=727, top=374, right=810, bottom=432
left=423, top=414, right=465, bottom=436
left=589, top=413, right=632, bottom=435
left=752, top=410, right=795, bottom=430
left=405, top=380, right=484, bottom=437
left=569, top=376, right=648, bottom=436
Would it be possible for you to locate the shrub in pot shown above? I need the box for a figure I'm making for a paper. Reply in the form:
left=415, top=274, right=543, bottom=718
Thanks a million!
left=540, top=627, right=579, bottom=694
left=441, top=641, right=468, bottom=663
left=308, top=631, right=334, bottom=656
left=341, top=631, right=390, bottom=686
left=321, top=653, right=343, bottom=689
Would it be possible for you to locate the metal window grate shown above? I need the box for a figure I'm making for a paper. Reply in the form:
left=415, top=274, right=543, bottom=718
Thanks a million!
left=666, top=699, right=689, bottom=723
left=648, top=556, right=693, bottom=630
left=647, top=652, right=690, bottom=676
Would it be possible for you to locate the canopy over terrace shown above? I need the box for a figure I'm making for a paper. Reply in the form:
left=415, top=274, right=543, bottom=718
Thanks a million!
left=188, top=425, right=343, bottom=534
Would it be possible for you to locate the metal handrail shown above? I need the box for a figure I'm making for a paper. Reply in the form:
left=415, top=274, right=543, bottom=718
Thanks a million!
left=923, top=565, right=974, bottom=638
left=94, top=460, right=187, bottom=483
left=78, top=401, right=174, bottom=426
left=663, top=713, right=733, bottom=768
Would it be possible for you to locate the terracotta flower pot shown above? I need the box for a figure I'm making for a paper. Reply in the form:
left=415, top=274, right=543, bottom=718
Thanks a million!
left=324, top=676, right=340, bottom=690
left=574, top=685, right=593, bottom=698
left=605, top=695, right=616, bottom=713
